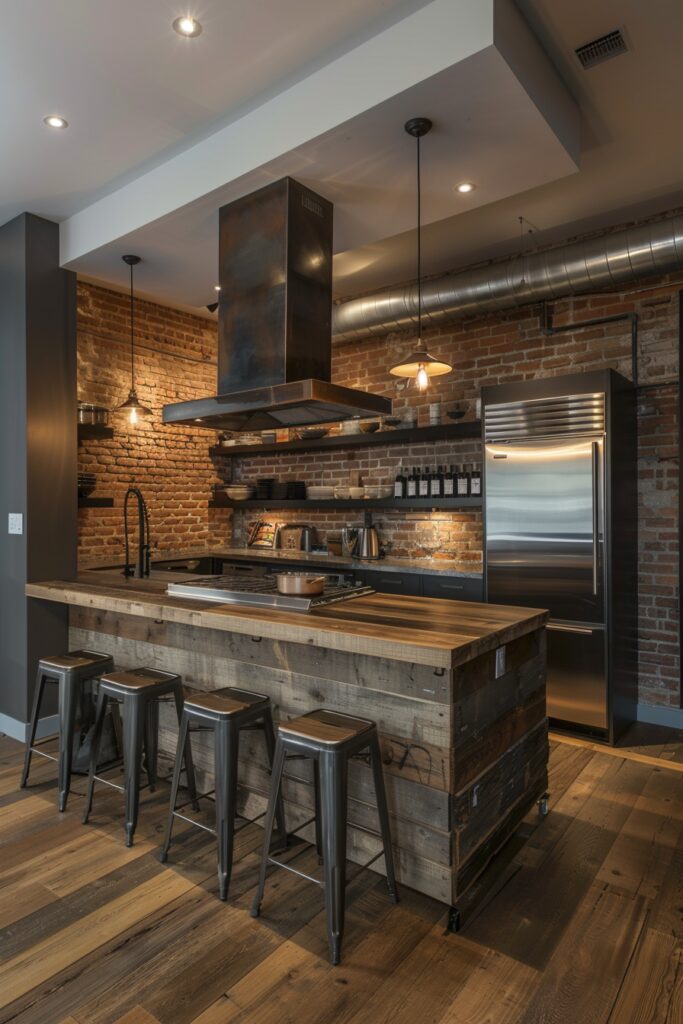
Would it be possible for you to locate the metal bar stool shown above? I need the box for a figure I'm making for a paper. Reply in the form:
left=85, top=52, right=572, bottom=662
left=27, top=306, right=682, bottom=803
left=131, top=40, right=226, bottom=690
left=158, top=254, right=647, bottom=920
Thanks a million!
left=251, top=709, right=399, bottom=965
left=160, top=688, right=286, bottom=901
left=20, top=650, right=115, bottom=811
left=83, top=667, right=197, bottom=847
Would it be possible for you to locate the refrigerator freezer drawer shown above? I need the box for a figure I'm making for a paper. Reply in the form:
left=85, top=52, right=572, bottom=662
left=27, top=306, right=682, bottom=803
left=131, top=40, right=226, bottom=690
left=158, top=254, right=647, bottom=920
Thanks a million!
left=546, top=623, right=607, bottom=730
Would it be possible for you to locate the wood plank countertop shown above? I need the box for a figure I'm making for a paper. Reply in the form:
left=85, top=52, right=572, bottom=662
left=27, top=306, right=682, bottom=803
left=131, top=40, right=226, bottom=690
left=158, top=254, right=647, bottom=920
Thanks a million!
left=26, top=573, right=547, bottom=669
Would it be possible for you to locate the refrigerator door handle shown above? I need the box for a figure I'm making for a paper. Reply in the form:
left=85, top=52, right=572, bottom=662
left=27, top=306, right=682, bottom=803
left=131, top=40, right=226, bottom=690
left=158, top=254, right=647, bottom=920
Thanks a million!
left=591, top=441, right=600, bottom=596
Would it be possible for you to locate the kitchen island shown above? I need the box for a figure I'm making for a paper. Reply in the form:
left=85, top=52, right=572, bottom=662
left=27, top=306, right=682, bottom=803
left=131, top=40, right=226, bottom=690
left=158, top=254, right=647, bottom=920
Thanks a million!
left=26, top=572, right=548, bottom=913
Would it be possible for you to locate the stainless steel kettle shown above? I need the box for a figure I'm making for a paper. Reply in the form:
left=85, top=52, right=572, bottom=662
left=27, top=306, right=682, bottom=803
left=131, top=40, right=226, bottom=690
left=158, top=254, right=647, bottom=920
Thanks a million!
left=342, top=513, right=380, bottom=560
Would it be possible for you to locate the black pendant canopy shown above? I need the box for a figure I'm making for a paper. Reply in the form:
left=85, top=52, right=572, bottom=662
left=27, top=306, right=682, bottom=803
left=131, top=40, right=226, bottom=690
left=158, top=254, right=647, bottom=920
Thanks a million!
left=114, top=255, right=152, bottom=424
left=389, top=118, right=452, bottom=392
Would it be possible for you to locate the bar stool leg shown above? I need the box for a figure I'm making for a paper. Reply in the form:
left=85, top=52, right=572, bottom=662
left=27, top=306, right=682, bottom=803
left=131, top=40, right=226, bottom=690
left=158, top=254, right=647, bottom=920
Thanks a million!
left=20, top=670, right=47, bottom=788
left=215, top=720, right=239, bottom=900
left=159, top=710, right=190, bottom=863
left=83, top=689, right=109, bottom=824
left=313, top=761, right=323, bottom=862
left=122, top=695, right=145, bottom=847
left=57, top=673, right=78, bottom=812
left=173, top=683, right=199, bottom=810
left=319, top=749, right=348, bottom=966
left=261, top=710, right=287, bottom=847
left=144, top=700, right=159, bottom=792
left=251, top=738, right=286, bottom=918
left=369, top=734, right=399, bottom=903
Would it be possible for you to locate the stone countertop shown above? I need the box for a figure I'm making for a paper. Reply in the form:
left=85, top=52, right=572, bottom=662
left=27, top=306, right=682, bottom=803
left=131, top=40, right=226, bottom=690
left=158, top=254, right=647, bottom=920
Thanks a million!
left=80, top=546, right=483, bottom=579
left=27, top=572, right=544, bottom=670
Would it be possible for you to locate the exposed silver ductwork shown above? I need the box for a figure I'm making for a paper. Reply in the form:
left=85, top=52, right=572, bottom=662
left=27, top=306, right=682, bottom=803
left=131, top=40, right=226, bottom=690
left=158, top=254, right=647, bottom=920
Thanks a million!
left=332, top=213, right=683, bottom=342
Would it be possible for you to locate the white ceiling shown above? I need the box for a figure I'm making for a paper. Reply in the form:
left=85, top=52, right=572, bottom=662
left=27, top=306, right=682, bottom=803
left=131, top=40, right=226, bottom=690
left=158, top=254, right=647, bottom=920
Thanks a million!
left=3, top=0, right=682, bottom=314
left=335, top=0, right=683, bottom=296
left=0, top=0, right=432, bottom=226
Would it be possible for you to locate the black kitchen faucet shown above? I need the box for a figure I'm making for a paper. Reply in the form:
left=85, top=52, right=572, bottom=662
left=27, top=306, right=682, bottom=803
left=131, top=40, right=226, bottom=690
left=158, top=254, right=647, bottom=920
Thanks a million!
left=123, top=486, right=151, bottom=578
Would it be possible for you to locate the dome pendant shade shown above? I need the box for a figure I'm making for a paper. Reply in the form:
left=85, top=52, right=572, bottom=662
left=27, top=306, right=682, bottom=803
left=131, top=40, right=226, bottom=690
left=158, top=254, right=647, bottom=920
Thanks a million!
left=389, top=350, right=453, bottom=379
left=115, top=388, right=153, bottom=424
left=389, top=118, right=452, bottom=390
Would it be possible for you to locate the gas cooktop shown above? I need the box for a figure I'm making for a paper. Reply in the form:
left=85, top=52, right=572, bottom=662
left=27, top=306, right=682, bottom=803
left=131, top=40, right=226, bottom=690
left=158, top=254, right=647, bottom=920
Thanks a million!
left=166, top=573, right=373, bottom=612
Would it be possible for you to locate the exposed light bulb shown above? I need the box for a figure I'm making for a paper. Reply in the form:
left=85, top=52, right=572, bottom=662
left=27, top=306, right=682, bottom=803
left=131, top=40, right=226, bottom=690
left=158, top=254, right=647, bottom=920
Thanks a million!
left=416, top=364, right=429, bottom=392
left=129, top=406, right=138, bottom=425
left=173, top=15, right=202, bottom=36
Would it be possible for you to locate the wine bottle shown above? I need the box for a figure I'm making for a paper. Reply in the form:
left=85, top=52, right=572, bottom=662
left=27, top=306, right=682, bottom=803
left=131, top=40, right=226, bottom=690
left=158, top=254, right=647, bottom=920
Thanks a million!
left=430, top=465, right=443, bottom=498
left=407, top=467, right=418, bottom=498
left=443, top=464, right=455, bottom=497
left=470, top=466, right=482, bottom=497
left=394, top=466, right=405, bottom=499
left=456, top=465, right=469, bottom=497
left=419, top=467, right=430, bottom=497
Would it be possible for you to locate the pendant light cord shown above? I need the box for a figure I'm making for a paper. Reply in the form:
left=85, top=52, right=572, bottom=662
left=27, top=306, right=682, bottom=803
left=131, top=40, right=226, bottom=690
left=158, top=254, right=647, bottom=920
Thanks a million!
left=416, top=132, right=422, bottom=344
left=129, top=262, right=135, bottom=387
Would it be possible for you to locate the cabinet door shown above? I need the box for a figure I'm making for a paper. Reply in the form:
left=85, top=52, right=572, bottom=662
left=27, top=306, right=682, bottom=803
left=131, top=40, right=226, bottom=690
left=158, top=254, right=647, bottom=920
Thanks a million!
left=359, top=570, right=422, bottom=596
left=422, top=576, right=483, bottom=602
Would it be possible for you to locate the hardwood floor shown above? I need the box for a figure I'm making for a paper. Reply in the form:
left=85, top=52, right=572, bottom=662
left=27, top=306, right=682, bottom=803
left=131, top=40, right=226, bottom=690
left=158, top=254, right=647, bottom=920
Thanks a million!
left=0, top=726, right=681, bottom=1024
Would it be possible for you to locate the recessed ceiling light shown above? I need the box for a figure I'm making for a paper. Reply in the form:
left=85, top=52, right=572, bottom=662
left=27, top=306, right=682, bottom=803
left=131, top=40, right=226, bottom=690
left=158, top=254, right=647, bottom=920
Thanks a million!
left=455, top=181, right=476, bottom=194
left=173, top=15, right=202, bottom=37
left=214, top=285, right=221, bottom=292
left=43, top=115, right=68, bottom=129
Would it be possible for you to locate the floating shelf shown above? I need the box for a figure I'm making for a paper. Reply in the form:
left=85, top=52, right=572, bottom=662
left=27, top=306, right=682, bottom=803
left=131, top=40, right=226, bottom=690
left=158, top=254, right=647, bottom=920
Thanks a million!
left=78, top=496, right=114, bottom=508
left=209, top=495, right=482, bottom=511
left=78, top=424, right=114, bottom=442
left=209, top=420, right=481, bottom=458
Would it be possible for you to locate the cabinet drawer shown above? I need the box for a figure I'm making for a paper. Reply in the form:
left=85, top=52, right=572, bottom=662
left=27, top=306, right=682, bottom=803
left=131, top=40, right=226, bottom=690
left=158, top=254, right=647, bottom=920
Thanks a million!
left=422, top=575, right=483, bottom=602
left=360, top=570, right=422, bottom=596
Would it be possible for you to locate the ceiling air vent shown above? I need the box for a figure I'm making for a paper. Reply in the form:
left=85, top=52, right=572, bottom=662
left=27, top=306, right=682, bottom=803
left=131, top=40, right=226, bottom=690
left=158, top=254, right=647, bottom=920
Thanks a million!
left=575, top=29, right=627, bottom=69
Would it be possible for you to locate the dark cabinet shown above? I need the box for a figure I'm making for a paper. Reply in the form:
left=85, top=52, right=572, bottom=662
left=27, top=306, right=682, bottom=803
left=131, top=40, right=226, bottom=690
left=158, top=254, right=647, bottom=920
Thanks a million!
left=422, top=575, right=483, bottom=602
left=355, top=570, right=422, bottom=596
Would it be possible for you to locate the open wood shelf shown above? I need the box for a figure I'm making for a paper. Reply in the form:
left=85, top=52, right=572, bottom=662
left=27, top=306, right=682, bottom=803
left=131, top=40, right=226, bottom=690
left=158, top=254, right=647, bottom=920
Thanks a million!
left=78, top=496, right=114, bottom=508
left=209, top=420, right=481, bottom=458
left=78, top=424, right=114, bottom=442
left=209, top=495, right=482, bottom=511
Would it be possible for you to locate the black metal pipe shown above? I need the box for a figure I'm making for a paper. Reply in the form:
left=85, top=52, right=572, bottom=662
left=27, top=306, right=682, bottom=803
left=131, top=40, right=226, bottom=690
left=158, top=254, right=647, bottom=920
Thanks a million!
left=541, top=302, right=639, bottom=388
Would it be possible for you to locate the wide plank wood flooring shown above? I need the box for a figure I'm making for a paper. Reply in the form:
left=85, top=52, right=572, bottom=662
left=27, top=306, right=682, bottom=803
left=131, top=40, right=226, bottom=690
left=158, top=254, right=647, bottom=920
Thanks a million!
left=0, top=724, right=681, bottom=1024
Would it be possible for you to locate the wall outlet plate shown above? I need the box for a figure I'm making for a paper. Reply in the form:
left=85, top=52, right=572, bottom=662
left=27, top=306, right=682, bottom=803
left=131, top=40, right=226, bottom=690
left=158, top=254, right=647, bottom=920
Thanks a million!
left=495, top=645, right=506, bottom=679
left=8, top=513, right=23, bottom=535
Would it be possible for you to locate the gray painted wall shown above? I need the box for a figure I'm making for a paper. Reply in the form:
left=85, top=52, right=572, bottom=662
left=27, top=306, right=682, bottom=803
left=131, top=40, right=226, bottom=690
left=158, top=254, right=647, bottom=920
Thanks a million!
left=0, top=214, right=76, bottom=730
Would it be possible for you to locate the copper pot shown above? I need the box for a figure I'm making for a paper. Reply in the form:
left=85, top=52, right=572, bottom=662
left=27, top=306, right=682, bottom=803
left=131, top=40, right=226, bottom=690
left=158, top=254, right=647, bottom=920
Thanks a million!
left=275, top=573, right=325, bottom=596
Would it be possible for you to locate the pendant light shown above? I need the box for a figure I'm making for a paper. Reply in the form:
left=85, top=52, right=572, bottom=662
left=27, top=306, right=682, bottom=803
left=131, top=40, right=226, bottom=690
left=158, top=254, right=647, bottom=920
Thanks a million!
left=114, top=255, right=152, bottom=424
left=389, top=118, right=452, bottom=392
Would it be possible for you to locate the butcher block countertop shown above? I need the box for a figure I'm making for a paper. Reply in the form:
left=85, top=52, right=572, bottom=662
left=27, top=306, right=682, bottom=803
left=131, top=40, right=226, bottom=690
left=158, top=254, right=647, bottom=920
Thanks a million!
left=26, top=572, right=547, bottom=669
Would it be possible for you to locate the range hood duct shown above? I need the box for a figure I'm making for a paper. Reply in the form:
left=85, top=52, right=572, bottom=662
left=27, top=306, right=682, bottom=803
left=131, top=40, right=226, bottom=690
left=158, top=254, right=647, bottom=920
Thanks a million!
left=163, top=178, right=390, bottom=431
left=332, top=213, right=683, bottom=341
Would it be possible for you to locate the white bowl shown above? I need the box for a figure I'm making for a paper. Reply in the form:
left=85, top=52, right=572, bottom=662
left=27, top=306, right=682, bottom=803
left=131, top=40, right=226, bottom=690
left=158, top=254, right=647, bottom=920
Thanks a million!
left=349, top=486, right=365, bottom=499
left=225, top=485, right=254, bottom=500
left=306, top=485, right=335, bottom=499
left=334, top=486, right=350, bottom=499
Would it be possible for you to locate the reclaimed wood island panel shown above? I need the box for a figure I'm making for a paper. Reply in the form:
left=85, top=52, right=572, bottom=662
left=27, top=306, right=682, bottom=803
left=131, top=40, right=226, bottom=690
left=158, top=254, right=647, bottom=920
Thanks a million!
left=27, top=572, right=549, bottom=913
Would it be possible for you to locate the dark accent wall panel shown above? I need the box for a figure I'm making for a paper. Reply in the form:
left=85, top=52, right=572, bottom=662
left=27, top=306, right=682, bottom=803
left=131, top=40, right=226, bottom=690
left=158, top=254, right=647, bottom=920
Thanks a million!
left=0, top=214, right=76, bottom=727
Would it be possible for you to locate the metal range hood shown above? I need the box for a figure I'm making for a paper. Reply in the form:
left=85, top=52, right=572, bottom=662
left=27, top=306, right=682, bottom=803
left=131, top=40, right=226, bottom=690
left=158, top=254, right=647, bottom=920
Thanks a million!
left=163, top=178, right=391, bottom=431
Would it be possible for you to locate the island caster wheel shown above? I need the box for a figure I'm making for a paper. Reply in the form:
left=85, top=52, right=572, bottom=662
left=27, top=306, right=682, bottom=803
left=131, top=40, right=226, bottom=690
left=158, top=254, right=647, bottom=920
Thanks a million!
left=537, top=792, right=550, bottom=818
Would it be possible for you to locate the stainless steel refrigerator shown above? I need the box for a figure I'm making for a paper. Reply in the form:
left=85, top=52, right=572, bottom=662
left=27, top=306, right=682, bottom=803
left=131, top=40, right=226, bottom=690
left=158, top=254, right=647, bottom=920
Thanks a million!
left=483, top=370, right=637, bottom=742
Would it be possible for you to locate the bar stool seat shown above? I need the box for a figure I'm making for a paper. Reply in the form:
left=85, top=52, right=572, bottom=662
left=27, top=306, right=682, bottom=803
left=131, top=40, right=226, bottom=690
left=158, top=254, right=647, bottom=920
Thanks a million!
left=279, top=709, right=375, bottom=746
left=252, top=708, right=398, bottom=965
left=20, top=649, right=115, bottom=811
left=160, top=687, right=285, bottom=901
left=83, top=667, right=197, bottom=847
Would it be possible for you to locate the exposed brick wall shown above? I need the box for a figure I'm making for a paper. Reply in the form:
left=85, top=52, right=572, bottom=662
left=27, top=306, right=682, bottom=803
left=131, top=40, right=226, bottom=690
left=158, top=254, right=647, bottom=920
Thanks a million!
left=76, top=281, right=230, bottom=563
left=77, top=267, right=680, bottom=709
